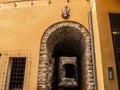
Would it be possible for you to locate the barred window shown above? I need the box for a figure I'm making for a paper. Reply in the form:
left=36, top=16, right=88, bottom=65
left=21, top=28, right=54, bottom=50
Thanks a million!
left=8, top=57, right=26, bottom=90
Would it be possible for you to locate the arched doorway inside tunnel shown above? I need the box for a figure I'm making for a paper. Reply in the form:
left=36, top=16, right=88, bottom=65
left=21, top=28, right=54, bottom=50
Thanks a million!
left=37, top=21, right=94, bottom=90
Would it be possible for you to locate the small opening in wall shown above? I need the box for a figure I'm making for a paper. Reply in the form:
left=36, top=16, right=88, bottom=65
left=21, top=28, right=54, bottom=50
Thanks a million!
left=63, top=64, right=75, bottom=78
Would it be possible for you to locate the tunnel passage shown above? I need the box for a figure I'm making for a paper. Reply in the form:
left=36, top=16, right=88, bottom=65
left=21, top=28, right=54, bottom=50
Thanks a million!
left=38, top=21, right=94, bottom=90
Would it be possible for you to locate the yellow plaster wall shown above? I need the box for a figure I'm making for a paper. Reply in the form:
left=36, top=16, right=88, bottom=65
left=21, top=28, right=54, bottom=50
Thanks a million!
left=92, top=0, right=120, bottom=90
left=0, top=0, right=29, bottom=2
left=0, top=0, right=90, bottom=89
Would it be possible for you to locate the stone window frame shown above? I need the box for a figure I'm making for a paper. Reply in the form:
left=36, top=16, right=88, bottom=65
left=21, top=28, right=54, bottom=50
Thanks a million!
left=38, top=21, right=94, bottom=90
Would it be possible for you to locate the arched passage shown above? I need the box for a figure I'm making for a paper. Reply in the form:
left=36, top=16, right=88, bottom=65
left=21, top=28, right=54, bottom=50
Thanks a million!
left=37, top=21, right=94, bottom=90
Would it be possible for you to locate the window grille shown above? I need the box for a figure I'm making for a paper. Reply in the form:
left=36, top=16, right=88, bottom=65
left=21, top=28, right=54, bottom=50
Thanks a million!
left=9, top=57, right=26, bottom=90
left=0, top=50, right=31, bottom=90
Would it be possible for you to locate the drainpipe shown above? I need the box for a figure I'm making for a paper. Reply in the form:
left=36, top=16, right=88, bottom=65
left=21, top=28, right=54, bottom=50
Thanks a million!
left=88, top=10, right=98, bottom=90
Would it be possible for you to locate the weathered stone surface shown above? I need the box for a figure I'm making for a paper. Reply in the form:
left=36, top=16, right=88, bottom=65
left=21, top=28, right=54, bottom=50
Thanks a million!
left=38, top=21, right=94, bottom=90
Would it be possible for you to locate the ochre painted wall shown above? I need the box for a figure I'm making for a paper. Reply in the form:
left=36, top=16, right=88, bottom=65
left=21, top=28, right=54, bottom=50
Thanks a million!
left=0, top=0, right=120, bottom=90
left=0, top=0, right=90, bottom=90
left=91, top=0, right=120, bottom=90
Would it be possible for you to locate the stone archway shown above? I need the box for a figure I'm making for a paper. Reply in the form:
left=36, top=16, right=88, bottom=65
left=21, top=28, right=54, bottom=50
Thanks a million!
left=37, top=21, right=94, bottom=90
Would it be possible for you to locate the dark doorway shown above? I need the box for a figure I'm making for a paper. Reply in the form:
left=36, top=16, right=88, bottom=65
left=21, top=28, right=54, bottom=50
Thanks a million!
left=63, top=64, right=75, bottom=78
left=52, top=56, right=78, bottom=90
left=110, top=14, right=120, bottom=89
